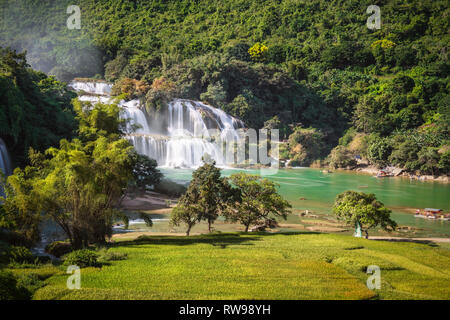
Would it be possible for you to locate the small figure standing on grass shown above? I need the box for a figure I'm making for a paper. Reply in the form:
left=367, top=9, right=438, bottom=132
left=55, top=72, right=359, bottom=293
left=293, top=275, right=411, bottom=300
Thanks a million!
left=333, top=191, right=397, bottom=239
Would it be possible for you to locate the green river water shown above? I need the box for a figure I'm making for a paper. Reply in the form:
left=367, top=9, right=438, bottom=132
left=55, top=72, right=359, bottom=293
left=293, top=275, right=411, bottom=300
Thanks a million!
left=161, top=167, right=450, bottom=237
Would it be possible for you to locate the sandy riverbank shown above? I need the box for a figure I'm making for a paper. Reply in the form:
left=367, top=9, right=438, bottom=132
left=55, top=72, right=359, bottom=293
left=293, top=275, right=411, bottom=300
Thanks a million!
left=120, top=191, right=178, bottom=211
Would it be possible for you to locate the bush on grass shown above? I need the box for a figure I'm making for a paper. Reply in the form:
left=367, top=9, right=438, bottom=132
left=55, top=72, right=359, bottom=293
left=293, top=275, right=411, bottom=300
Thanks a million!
left=63, top=249, right=99, bottom=268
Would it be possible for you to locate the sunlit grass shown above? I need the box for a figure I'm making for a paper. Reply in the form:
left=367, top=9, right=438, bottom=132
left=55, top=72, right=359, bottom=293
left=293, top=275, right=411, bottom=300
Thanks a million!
left=20, top=233, right=450, bottom=300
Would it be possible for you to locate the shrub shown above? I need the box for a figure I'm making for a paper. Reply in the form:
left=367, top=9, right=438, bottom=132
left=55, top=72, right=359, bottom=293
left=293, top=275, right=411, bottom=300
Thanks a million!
left=225, top=42, right=251, bottom=62
left=0, top=240, right=11, bottom=265
left=64, top=249, right=99, bottom=268
left=9, top=246, right=35, bottom=264
left=287, top=60, right=307, bottom=81
left=0, top=270, right=29, bottom=300
left=45, top=241, right=73, bottom=258
left=15, top=274, right=45, bottom=298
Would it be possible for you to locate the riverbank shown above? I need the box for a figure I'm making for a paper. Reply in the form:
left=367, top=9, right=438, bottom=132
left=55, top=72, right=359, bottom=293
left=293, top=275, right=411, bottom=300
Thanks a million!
left=341, top=164, right=448, bottom=183
left=116, top=189, right=449, bottom=240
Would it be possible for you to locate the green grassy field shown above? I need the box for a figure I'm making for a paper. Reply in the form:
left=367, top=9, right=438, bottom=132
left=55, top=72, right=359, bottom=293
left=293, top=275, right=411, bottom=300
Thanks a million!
left=11, top=233, right=450, bottom=300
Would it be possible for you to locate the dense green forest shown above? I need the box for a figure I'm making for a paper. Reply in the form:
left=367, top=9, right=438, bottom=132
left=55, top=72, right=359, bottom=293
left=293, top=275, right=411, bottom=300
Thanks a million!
left=0, top=49, right=76, bottom=166
left=0, top=0, right=448, bottom=174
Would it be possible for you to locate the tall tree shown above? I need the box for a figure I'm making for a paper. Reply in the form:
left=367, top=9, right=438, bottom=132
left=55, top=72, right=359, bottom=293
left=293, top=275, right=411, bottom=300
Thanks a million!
left=191, top=159, right=234, bottom=232
left=225, top=173, right=291, bottom=232
left=0, top=101, right=154, bottom=248
left=170, top=159, right=234, bottom=235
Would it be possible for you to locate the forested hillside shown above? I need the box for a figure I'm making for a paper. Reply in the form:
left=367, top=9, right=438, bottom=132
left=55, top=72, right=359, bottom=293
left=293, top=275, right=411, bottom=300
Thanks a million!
left=0, top=0, right=448, bottom=174
left=0, top=48, right=76, bottom=166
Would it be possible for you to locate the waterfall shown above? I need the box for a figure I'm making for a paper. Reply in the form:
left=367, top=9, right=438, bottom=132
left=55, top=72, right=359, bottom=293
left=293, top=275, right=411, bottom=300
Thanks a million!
left=0, top=138, right=12, bottom=197
left=70, top=81, right=245, bottom=168
left=68, top=81, right=112, bottom=96
left=123, top=99, right=244, bottom=168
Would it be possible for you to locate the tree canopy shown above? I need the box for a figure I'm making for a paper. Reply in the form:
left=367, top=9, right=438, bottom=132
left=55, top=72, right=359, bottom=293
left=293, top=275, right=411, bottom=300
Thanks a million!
left=225, top=172, right=291, bottom=232
left=1, top=0, right=448, bottom=174
left=333, top=191, right=397, bottom=238
left=0, top=99, right=161, bottom=248
left=170, top=159, right=234, bottom=235
left=0, top=47, right=76, bottom=166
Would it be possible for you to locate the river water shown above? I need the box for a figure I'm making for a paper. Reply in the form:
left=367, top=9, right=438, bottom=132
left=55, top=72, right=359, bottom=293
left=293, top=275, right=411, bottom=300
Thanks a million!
left=161, top=167, right=450, bottom=237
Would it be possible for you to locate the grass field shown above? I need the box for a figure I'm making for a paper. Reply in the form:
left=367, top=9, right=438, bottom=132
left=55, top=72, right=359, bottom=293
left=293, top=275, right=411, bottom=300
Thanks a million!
left=10, top=233, right=450, bottom=300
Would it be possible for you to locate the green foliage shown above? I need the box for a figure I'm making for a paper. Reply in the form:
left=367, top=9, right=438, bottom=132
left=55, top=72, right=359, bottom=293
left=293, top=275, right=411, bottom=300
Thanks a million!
left=288, top=127, right=326, bottom=167
left=328, top=146, right=357, bottom=169
left=15, top=273, right=45, bottom=299
left=0, top=48, right=76, bottom=165
left=0, top=165, right=43, bottom=247
left=248, top=43, right=268, bottom=62
left=171, top=163, right=291, bottom=234
left=438, top=149, right=450, bottom=174
left=170, top=200, right=200, bottom=237
left=417, top=147, right=441, bottom=176
left=154, top=178, right=187, bottom=197
left=64, top=249, right=99, bottom=268
left=225, top=172, right=291, bottom=232
left=333, top=191, right=397, bottom=238
left=0, top=1, right=448, bottom=175
left=127, top=153, right=162, bottom=196
left=171, top=159, right=233, bottom=235
left=29, top=233, right=450, bottom=300
left=74, top=100, right=125, bottom=141
left=9, top=246, right=34, bottom=265
left=367, top=136, right=392, bottom=168
left=45, top=241, right=73, bottom=258
left=0, top=270, right=29, bottom=300
left=1, top=99, right=140, bottom=249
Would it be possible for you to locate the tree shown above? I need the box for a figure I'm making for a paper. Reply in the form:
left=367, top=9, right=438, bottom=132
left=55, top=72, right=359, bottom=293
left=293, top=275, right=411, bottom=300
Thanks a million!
left=170, top=190, right=202, bottom=236
left=417, top=147, right=440, bottom=176
left=0, top=164, right=42, bottom=247
left=248, top=43, right=268, bottom=62
left=288, top=127, right=325, bottom=166
left=367, top=136, right=392, bottom=167
left=170, top=159, right=233, bottom=235
left=126, top=153, right=162, bottom=198
left=0, top=101, right=149, bottom=249
left=333, top=191, right=397, bottom=239
left=225, top=173, right=291, bottom=232
left=2, top=137, right=136, bottom=249
left=192, top=160, right=234, bottom=232
left=328, top=146, right=357, bottom=169
left=0, top=47, right=76, bottom=166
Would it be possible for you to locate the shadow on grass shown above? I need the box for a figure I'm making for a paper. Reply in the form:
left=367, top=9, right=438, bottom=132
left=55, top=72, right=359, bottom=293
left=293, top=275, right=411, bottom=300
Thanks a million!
left=112, top=233, right=259, bottom=249
left=371, top=238, right=440, bottom=247
left=110, top=231, right=321, bottom=249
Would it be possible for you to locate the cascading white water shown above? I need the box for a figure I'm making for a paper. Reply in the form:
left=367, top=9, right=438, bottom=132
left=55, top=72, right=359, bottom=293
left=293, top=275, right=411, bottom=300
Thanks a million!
left=122, top=99, right=244, bottom=168
left=70, top=81, right=245, bottom=168
left=0, top=138, right=12, bottom=197
left=68, top=81, right=112, bottom=96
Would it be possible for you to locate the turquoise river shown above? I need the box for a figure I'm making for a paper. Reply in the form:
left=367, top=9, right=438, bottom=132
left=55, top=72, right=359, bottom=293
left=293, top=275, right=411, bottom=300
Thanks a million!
left=161, top=167, right=450, bottom=237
